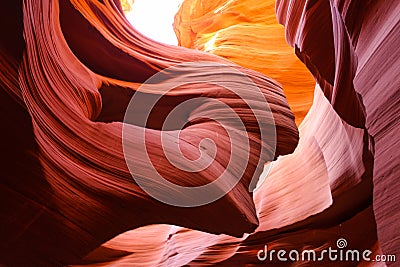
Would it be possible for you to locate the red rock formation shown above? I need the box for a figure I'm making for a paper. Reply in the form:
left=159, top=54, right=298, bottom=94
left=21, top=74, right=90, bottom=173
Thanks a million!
left=1, top=0, right=298, bottom=265
left=174, top=0, right=315, bottom=125
left=0, top=0, right=399, bottom=266
left=276, top=0, right=400, bottom=264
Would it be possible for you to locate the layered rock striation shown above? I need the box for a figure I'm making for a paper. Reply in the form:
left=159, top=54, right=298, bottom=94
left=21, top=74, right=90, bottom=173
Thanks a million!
left=0, top=0, right=398, bottom=266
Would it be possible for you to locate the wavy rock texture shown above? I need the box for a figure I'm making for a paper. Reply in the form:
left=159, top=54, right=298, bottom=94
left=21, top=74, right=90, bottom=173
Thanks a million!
left=0, top=0, right=399, bottom=267
left=276, top=0, right=400, bottom=264
left=174, top=0, right=315, bottom=125
left=1, top=0, right=298, bottom=266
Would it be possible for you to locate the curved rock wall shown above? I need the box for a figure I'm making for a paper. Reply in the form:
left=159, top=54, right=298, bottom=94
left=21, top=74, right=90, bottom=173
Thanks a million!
left=1, top=0, right=297, bottom=265
left=174, top=0, right=315, bottom=125
left=276, top=0, right=400, bottom=262
left=0, top=0, right=398, bottom=266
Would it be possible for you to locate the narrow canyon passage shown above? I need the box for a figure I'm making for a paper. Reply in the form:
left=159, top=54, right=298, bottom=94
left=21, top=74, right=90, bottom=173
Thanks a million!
left=0, top=0, right=398, bottom=266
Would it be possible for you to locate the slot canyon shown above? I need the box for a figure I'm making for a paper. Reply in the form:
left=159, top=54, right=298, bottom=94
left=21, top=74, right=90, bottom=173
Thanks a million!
left=0, top=0, right=399, bottom=266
